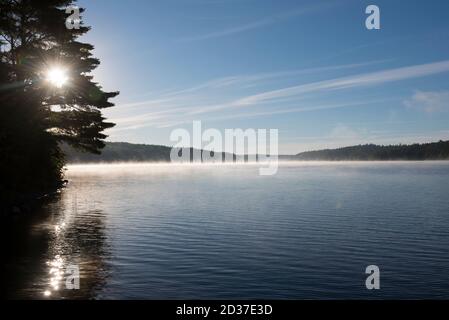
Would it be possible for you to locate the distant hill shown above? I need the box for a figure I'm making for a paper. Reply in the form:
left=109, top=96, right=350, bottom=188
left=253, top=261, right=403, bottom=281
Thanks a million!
left=294, top=140, right=449, bottom=161
left=62, top=142, right=172, bottom=163
left=63, top=140, right=449, bottom=163
left=62, top=142, right=235, bottom=163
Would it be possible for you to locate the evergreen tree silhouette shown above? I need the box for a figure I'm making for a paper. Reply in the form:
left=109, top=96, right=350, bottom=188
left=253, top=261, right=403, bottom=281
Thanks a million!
left=0, top=0, right=118, bottom=209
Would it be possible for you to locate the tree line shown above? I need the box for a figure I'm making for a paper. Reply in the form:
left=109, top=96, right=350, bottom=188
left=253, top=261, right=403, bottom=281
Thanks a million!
left=295, top=140, right=449, bottom=161
left=63, top=140, right=449, bottom=163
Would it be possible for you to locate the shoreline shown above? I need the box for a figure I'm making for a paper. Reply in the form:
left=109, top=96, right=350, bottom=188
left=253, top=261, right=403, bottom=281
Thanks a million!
left=65, top=159, right=449, bottom=166
left=0, top=181, right=67, bottom=218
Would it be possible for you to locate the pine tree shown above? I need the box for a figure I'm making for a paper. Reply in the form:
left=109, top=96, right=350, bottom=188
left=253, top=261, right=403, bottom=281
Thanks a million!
left=0, top=0, right=118, bottom=207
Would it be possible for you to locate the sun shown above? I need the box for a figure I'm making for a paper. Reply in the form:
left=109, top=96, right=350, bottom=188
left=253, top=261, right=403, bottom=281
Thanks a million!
left=46, top=67, right=69, bottom=88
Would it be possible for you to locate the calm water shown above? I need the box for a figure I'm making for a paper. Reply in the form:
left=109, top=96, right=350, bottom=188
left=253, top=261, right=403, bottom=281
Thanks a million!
left=3, top=162, right=449, bottom=299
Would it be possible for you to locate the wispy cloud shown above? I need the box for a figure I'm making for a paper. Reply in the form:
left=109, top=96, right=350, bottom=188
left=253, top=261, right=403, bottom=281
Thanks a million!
left=112, top=60, right=386, bottom=114
left=179, top=2, right=339, bottom=42
left=193, top=98, right=395, bottom=122
left=236, top=60, right=449, bottom=106
left=110, top=98, right=393, bottom=132
left=404, top=90, right=449, bottom=113
left=108, top=60, right=449, bottom=133
left=180, top=17, right=273, bottom=42
left=186, top=60, right=449, bottom=115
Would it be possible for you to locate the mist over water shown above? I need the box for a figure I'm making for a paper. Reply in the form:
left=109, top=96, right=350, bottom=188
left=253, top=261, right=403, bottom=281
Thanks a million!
left=3, top=162, right=449, bottom=299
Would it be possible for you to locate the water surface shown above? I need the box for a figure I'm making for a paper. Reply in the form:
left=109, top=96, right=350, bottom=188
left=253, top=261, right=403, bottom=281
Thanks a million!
left=3, top=162, right=449, bottom=299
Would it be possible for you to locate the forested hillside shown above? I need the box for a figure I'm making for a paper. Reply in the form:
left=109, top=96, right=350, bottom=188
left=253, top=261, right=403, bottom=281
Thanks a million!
left=295, top=140, right=449, bottom=160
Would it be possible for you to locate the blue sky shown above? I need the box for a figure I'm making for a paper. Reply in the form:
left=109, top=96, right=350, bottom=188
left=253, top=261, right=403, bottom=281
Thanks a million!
left=78, top=0, right=449, bottom=154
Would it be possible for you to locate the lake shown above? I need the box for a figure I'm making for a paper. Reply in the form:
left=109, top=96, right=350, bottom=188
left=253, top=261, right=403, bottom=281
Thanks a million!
left=3, top=162, right=449, bottom=299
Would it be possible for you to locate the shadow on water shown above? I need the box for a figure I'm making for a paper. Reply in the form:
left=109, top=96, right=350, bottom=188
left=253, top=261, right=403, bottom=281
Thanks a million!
left=1, top=190, right=110, bottom=299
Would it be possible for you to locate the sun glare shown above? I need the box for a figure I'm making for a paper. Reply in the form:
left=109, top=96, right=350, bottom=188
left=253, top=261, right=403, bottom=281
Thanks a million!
left=46, top=67, right=68, bottom=88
